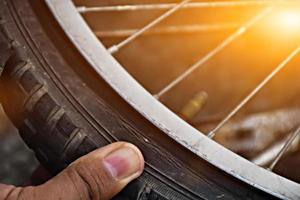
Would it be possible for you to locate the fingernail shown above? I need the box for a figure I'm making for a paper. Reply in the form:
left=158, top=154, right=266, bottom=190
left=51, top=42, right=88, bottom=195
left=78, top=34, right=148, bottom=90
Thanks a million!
left=103, top=146, right=142, bottom=180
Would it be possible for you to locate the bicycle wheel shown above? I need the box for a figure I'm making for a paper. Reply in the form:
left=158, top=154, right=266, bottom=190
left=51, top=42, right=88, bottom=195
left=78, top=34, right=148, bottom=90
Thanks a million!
left=0, top=0, right=299, bottom=199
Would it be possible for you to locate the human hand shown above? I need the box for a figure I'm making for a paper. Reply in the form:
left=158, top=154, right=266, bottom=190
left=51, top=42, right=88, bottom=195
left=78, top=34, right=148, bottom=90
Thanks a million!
left=0, top=142, right=144, bottom=200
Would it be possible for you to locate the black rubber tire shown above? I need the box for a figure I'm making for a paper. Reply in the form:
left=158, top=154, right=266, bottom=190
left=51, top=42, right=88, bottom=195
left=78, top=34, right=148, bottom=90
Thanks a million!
left=0, top=1, right=278, bottom=199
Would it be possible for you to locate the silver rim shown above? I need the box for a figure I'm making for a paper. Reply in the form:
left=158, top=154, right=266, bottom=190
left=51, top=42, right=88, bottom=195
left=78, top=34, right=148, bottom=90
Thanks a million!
left=45, top=0, right=300, bottom=199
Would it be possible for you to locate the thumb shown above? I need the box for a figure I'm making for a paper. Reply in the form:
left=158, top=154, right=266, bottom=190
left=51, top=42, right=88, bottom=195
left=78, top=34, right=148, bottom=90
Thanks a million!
left=0, top=142, right=144, bottom=200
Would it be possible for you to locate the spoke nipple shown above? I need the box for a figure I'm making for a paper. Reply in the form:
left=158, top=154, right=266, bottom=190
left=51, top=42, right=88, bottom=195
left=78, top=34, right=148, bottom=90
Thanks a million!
left=77, top=6, right=86, bottom=13
left=207, top=131, right=215, bottom=139
left=153, top=94, right=160, bottom=100
left=108, top=45, right=119, bottom=54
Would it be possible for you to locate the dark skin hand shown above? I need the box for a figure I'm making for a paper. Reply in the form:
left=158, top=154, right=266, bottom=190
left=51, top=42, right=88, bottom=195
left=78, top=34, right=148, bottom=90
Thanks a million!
left=0, top=142, right=145, bottom=200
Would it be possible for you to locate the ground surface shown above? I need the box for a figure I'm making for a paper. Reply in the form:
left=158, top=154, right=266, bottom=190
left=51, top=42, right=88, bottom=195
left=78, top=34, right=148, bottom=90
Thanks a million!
left=0, top=105, right=38, bottom=186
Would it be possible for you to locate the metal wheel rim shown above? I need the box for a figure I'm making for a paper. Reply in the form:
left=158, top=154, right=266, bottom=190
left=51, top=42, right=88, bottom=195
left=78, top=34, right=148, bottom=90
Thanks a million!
left=45, top=0, right=300, bottom=199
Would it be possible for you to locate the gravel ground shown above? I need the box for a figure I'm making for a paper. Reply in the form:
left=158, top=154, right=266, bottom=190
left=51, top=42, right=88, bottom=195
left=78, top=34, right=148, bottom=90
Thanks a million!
left=0, top=105, right=38, bottom=186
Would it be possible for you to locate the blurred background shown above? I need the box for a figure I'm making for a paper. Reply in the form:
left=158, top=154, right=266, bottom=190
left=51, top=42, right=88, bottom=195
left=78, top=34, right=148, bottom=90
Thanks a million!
left=77, top=0, right=300, bottom=119
left=0, top=105, right=38, bottom=186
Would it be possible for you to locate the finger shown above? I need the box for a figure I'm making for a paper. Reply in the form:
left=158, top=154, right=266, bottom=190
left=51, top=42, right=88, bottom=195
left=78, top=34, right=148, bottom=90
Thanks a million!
left=24, top=165, right=52, bottom=186
left=0, top=142, right=144, bottom=200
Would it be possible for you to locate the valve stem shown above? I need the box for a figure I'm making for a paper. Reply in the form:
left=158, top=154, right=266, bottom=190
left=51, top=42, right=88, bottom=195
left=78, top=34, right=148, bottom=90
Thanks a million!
left=179, top=91, right=208, bottom=122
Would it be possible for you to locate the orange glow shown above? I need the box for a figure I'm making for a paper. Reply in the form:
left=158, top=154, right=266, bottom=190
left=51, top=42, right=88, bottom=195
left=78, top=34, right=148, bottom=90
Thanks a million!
left=275, top=10, right=300, bottom=31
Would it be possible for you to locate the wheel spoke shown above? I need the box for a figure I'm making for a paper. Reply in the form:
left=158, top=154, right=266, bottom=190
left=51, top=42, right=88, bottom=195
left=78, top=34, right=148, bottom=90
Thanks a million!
left=94, top=23, right=240, bottom=38
left=268, top=126, right=300, bottom=170
left=208, top=46, right=300, bottom=138
left=108, top=0, right=192, bottom=54
left=154, top=7, right=273, bottom=99
left=251, top=134, right=298, bottom=166
left=77, top=1, right=297, bottom=13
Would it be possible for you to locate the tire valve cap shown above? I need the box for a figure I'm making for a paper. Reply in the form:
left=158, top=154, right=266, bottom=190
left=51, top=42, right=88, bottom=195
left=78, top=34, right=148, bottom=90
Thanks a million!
left=179, top=91, right=208, bottom=122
